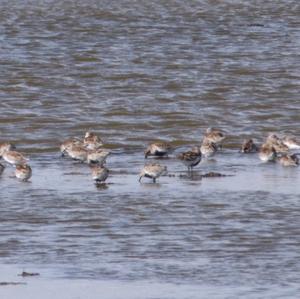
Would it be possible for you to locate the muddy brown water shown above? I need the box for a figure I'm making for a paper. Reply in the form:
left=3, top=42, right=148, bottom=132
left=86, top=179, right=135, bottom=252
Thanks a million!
left=1, top=1, right=300, bottom=298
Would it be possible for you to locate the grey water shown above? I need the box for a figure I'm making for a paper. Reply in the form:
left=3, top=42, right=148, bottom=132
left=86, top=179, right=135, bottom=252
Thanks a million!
left=1, top=0, right=300, bottom=298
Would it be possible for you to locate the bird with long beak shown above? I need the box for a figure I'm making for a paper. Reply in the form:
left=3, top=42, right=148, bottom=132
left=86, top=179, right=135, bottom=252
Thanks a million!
left=91, top=165, right=109, bottom=184
left=282, top=136, right=300, bottom=150
left=139, top=163, right=167, bottom=183
left=178, top=146, right=202, bottom=172
left=84, top=132, right=103, bottom=150
left=87, top=149, right=110, bottom=165
left=144, top=142, right=173, bottom=159
left=15, top=164, right=32, bottom=181
left=265, top=133, right=289, bottom=153
left=240, top=139, right=258, bottom=153
left=258, top=143, right=277, bottom=162
left=278, top=154, right=299, bottom=167
left=204, top=127, right=225, bottom=145
left=65, top=145, right=88, bottom=162
left=60, top=138, right=83, bottom=157
left=2, top=150, right=28, bottom=166
left=200, top=138, right=218, bottom=158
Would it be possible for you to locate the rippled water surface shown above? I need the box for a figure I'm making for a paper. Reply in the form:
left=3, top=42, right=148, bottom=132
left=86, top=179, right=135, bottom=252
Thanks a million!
left=1, top=0, right=300, bottom=298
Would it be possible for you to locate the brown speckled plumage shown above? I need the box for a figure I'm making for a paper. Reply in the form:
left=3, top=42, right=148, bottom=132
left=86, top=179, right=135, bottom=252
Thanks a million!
left=139, top=163, right=167, bottom=183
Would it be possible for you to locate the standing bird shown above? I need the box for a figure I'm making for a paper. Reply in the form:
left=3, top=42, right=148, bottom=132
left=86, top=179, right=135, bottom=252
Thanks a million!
left=65, top=145, right=88, bottom=162
left=84, top=132, right=103, bottom=150
left=271, top=142, right=289, bottom=154
left=240, top=139, right=258, bottom=153
left=278, top=154, right=299, bottom=167
left=266, top=134, right=289, bottom=153
left=282, top=136, right=300, bottom=150
left=178, top=146, right=202, bottom=172
left=200, top=139, right=218, bottom=158
left=91, top=165, right=109, bottom=184
left=87, top=149, right=110, bottom=164
left=60, top=138, right=83, bottom=157
left=144, top=142, right=173, bottom=158
left=266, top=133, right=281, bottom=143
left=204, top=128, right=225, bottom=146
left=258, top=144, right=276, bottom=162
left=15, top=164, right=32, bottom=181
left=2, top=150, right=28, bottom=166
left=139, top=163, right=167, bottom=183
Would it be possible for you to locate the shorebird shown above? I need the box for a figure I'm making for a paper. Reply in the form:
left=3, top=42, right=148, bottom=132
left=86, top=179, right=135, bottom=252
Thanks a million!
left=200, top=139, right=218, bottom=158
left=15, top=164, right=32, bottom=181
left=144, top=142, right=173, bottom=158
left=0, top=142, right=15, bottom=157
left=139, top=163, right=167, bottom=183
left=240, top=139, right=258, bottom=153
left=83, top=132, right=103, bottom=150
left=178, top=146, right=202, bottom=171
left=204, top=127, right=225, bottom=145
left=2, top=151, right=28, bottom=166
left=258, top=143, right=276, bottom=162
left=278, top=154, right=299, bottom=167
left=267, top=140, right=288, bottom=154
left=282, top=136, right=300, bottom=150
left=60, top=138, right=83, bottom=156
left=0, top=163, right=4, bottom=175
left=266, top=133, right=281, bottom=143
left=266, top=133, right=289, bottom=153
left=66, top=145, right=88, bottom=162
left=87, top=149, right=110, bottom=164
left=91, top=165, right=109, bottom=183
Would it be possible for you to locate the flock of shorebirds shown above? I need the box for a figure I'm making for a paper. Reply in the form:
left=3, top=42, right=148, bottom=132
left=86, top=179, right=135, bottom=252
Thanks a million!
left=0, top=128, right=300, bottom=184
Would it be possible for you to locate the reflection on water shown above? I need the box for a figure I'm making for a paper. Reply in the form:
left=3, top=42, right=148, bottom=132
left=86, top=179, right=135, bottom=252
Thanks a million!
left=1, top=0, right=300, bottom=297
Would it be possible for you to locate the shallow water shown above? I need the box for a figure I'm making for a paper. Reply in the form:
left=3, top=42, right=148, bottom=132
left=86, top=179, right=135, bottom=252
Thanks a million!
left=1, top=0, right=300, bottom=298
